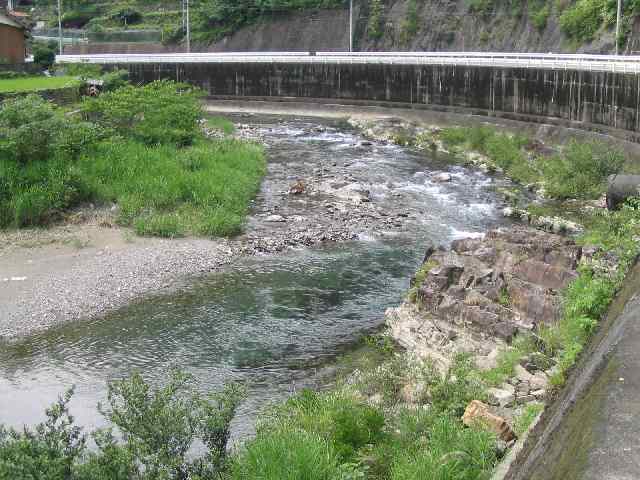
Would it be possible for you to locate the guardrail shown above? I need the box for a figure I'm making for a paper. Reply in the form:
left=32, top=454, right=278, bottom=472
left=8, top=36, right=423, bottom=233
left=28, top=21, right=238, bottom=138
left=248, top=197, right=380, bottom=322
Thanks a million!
left=56, top=52, right=640, bottom=74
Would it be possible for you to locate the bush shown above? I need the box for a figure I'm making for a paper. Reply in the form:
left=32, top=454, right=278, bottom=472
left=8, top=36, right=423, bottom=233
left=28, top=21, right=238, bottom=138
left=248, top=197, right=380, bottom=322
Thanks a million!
left=542, top=140, right=624, bottom=199
left=0, top=389, right=85, bottom=480
left=32, top=41, right=57, bottom=68
left=559, top=0, right=606, bottom=41
left=0, top=95, right=100, bottom=164
left=530, top=3, right=550, bottom=30
left=368, top=0, right=384, bottom=39
left=82, top=80, right=204, bottom=147
left=0, top=371, right=243, bottom=478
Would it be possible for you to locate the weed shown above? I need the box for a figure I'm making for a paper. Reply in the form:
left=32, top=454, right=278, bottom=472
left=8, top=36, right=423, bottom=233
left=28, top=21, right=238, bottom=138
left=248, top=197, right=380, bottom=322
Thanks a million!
left=514, top=402, right=545, bottom=436
left=206, top=115, right=236, bottom=135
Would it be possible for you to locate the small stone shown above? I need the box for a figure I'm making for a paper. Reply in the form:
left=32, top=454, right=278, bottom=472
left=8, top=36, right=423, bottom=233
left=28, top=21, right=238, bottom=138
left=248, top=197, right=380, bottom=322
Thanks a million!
left=532, top=389, right=546, bottom=400
left=515, top=364, right=534, bottom=383
left=487, top=387, right=515, bottom=407
left=265, top=215, right=286, bottom=223
left=433, top=172, right=452, bottom=183
left=530, top=372, right=549, bottom=390
left=462, top=400, right=516, bottom=442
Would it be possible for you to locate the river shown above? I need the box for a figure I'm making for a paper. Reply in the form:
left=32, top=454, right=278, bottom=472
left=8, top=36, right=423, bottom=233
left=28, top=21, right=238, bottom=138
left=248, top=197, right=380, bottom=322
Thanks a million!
left=0, top=115, right=510, bottom=441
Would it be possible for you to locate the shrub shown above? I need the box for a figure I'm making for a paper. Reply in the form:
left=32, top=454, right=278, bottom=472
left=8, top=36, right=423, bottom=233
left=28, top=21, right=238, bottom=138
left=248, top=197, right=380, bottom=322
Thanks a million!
left=542, top=140, right=624, bottom=199
left=559, top=0, right=606, bottom=41
left=110, top=4, right=143, bottom=25
left=82, top=80, right=204, bottom=147
left=0, top=389, right=85, bottom=479
left=530, top=3, right=550, bottom=30
left=0, top=95, right=95, bottom=164
left=32, top=41, right=57, bottom=68
left=368, top=0, right=384, bottom=39
left=0, top=371, right=244, bottom=478
left=96, top=370, right=244, bottom=478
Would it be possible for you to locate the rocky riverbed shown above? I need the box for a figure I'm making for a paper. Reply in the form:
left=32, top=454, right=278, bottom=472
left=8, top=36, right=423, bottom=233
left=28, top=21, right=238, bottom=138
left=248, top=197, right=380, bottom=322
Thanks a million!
left=0, top=115, right=511, bottom=340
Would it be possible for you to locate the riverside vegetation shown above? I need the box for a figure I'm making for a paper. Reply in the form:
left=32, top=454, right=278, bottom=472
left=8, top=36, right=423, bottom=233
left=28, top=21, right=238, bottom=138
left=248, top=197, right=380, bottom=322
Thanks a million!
left=5, top=122, right=638, bottom=480
left=0, top=80, right=265, bottom=237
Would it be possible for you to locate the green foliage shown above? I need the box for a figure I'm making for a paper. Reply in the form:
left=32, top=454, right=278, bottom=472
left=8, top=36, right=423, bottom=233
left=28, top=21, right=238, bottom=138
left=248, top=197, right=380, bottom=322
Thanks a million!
left=407, top=259, right=438, bottom=303
left=0, top=371, right=244, bottom=479
left=230, top=428, right=346, bottom=480
left=427, top=353, right=487, bottom=417
left=261, top=389, right=385, bottom=462
left=83, top=80, right=204, bottom=147
left=389, top=416, right=497, bottom=480
left=32, top=41, right=57, bottom=67
left=0, top=95, right=99, bottom=164
left=399, top=0, right=420, bottom=44
left=206, top=115, right=236, bottom=135
left=530, top=1, right=550, bottom=30
left=79, top=138, right=265, bottom=237
left=513, top=402, right=544, bottom=436
left=467, top=0, right=494, bottom=16
left=192, top=0, right=344, bottom=43
left=368, top=0, right=384, bottom=39
left=109, top=3, right=143, bottom=25
left=0, top=389, right=85, bottom=479
left=0, top=83, right=265, bottom=235
left=0, top=76, right=81, bottom=94
left=559, top=0, right=607, bottom=42
left=440, top=126, right=625, bottom=199
left=542, top=140, right=625, bottom=199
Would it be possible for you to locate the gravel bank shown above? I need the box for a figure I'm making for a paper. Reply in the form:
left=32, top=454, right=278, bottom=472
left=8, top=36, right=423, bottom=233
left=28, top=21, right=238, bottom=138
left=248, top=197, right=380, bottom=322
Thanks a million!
left=0, top=116, right=438, bottom=339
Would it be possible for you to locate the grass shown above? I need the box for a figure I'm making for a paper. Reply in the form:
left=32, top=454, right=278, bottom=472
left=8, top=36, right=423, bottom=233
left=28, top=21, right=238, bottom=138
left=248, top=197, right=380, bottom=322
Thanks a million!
left=1, top=84, right=267, bottom=238
left=232, top=353, right=498, bottom=480
left=78, top=139, right=265, bottom=237
left=439, top=126, right=624, bottom=200
left=514, top=403, right=544, bottom=436
left=0, top=76, right=81, bottom=93
left=206, top=116, right=236, bottom=135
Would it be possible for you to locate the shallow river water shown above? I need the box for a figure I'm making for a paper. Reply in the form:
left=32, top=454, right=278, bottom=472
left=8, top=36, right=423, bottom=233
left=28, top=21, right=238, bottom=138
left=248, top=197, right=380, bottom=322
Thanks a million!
left=0, top=116, right=509, bottom=440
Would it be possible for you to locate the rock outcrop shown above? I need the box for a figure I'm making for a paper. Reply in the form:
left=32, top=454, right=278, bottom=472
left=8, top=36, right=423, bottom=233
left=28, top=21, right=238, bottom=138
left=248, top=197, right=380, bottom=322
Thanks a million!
left=387, top=226, right=582, bottom=370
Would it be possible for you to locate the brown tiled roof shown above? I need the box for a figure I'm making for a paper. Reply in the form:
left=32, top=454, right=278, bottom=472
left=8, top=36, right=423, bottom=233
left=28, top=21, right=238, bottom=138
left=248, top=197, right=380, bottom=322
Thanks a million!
left=0, top=9, right=25, bottom=29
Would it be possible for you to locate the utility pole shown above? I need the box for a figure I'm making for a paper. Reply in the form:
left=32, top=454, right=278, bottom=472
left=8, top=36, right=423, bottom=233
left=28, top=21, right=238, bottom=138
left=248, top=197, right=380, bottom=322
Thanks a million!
left=616, top=0, right=623, bottom=55
left=57, top=0, right=63, bottom=55
left=349, top=0, right=353, bottom=52
left=183, top=0, right=191, bottom=53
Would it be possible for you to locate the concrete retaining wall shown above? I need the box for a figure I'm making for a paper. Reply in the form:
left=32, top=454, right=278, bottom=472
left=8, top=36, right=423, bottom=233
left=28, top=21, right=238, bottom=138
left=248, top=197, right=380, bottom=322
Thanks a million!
left=121, top=62, right=640, bottom=140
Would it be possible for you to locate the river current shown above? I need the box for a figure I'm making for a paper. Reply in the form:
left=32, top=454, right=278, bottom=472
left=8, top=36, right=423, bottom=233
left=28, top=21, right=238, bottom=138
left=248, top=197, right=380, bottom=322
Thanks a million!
left=0, top=115, right=509, bottom=440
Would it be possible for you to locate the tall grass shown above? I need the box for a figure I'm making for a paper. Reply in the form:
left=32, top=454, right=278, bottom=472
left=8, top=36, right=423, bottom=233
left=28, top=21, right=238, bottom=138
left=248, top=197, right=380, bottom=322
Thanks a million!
left=390, top=416, right=497, bottom=480
left=440, top=126, right=624, bottom=199
left=78, top=139, right=265, bottom=237
left=1, top=83, right=266, bottom=238
left=230, top=428, right=344, bottom=480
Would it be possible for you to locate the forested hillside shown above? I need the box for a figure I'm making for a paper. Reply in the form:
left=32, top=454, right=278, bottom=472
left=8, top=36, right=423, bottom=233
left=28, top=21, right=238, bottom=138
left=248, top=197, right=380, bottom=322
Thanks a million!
left=16, top=0, right=640, bottom=53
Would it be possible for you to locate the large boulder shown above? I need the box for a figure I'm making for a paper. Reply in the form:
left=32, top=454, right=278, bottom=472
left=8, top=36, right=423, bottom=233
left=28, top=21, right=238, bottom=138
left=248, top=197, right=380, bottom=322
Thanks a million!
left=606, top=174, right=640, bottom=210
left=404, top=226, right=581, bottom=341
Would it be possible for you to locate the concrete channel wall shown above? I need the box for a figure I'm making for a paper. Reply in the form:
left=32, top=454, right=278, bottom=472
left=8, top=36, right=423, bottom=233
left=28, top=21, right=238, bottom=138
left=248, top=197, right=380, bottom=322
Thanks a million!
left=113, top=61, right=640, bottom=140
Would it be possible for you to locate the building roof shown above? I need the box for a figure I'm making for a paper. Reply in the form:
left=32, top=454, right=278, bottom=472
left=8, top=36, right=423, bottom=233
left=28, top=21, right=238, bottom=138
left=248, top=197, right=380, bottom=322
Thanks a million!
left=0, top=9, right=24, bottom=29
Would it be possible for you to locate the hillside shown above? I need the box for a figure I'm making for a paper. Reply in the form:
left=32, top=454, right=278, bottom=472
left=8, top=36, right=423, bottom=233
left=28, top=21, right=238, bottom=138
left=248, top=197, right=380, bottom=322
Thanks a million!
left=16, top=0, right=640, bottom=53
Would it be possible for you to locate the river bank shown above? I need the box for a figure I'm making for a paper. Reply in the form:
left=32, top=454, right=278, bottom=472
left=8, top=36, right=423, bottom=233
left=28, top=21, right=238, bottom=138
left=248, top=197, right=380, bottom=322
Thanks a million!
left=1, top=115, right=479, bottom=340
left=3, top=102, right=638, bottom=477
